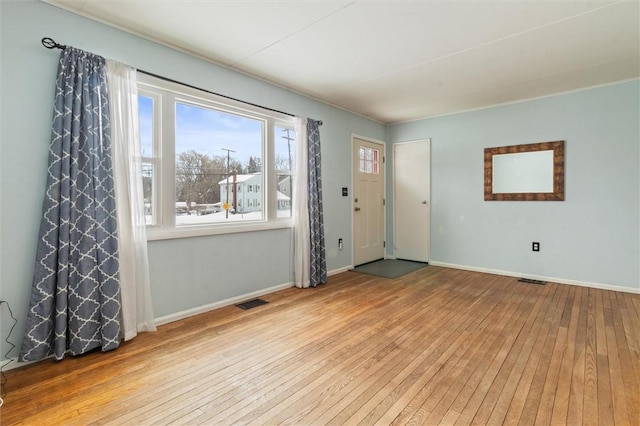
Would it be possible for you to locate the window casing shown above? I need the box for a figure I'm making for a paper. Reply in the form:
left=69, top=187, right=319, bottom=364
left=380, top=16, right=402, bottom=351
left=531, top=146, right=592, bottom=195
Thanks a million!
left=138, top=73, right=296, bottom=240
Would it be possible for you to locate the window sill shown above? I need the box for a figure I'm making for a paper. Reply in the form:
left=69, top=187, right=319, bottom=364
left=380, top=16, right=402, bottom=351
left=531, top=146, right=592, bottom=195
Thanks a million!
left=146, top=220, right=292, bottom=241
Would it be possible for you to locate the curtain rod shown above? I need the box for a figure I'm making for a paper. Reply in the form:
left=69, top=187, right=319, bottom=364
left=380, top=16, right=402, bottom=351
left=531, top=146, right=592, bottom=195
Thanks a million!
left=40, top=37, right=323, bottom=125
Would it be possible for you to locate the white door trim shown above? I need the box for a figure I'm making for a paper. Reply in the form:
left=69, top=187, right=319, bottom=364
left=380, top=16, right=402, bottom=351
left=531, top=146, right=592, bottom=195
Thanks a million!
left=351, top=134, right=387, bottom=266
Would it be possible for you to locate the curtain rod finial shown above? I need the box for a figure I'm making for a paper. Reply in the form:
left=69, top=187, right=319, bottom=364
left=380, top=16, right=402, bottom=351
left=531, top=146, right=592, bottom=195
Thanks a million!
left=41, top=37, right=66, bottom=50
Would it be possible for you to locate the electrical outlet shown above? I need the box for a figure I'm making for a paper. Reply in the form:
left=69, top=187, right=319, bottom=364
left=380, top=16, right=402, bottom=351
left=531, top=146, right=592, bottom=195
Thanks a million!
left=338, top=238, right=343, bottom=250
left=532, top=242, right=540, bottom=252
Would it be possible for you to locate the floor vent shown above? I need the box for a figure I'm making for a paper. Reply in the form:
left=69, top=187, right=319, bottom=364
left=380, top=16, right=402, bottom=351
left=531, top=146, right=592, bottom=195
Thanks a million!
left=235, top=298, right=269, bottom=310
left=518, top=278, right=547, bottom=285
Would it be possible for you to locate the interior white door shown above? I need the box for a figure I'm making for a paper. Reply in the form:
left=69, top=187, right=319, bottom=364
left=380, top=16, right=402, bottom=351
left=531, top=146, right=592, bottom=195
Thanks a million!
left=353, top=138, right=385, bottom=266
left=394, top=140, right=430, bottom=262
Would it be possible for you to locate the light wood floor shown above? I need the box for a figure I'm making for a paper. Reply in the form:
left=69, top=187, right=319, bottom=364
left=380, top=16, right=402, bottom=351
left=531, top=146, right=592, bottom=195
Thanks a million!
left=2, top=266, right=639, bottom=425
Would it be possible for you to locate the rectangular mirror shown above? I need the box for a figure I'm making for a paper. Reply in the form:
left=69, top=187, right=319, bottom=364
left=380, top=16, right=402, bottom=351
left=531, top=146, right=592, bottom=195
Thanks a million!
left=484, top=140, right=564, bottom=201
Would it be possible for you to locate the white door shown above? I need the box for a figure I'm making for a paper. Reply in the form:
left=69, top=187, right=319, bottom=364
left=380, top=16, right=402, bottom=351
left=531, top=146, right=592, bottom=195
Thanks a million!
left=394, top=140, right=430, bottom=262
left=353, top=138, right=385, bottom=266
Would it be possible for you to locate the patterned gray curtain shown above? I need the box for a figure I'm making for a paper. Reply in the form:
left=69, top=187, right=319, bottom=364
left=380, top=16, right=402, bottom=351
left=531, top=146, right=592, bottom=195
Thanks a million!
left=307, top=119, right=327, bottom=287
left=20, top=47, right=121, bottom=361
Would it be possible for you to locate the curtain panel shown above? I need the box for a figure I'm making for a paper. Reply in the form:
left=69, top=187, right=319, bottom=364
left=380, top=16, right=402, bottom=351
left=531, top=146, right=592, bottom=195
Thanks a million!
left=293, top=118, right=327, bottom=288
left=20, top=47, right=122, bottom=361
left=106, top=60, right=156, bottom=341
left=307, top=119, right=327, bottom=287
left=293, top=118, right=310, bottom=288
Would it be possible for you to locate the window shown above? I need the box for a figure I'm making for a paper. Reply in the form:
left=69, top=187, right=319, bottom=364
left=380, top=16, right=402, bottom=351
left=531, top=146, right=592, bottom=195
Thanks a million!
left=359, top=146, right=379, bottom=174
left=139, top=94, right=159, bottom=226
left=275, top=125, right=295, bottom=218
left=138, top=74, right=296, bottom=239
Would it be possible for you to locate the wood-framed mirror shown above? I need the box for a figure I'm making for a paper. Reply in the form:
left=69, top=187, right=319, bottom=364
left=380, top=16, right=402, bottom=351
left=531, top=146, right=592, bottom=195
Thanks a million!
left=484, top=140, right=565, bottom=201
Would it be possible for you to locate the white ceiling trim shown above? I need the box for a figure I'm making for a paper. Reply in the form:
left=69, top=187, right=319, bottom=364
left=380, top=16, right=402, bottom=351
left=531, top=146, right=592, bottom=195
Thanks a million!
left=391, top=77, right=640, bottom=126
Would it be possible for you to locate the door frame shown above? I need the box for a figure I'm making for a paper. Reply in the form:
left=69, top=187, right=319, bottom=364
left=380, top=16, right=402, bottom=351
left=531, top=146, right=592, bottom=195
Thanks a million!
left=392, top=139, right=431, bottom=262
left=351, top=134, right=387, bottom=267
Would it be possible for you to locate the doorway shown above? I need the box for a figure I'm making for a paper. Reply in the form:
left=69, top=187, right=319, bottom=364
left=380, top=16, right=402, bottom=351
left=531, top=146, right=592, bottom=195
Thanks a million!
left=352, top=137, right=385, bottom=266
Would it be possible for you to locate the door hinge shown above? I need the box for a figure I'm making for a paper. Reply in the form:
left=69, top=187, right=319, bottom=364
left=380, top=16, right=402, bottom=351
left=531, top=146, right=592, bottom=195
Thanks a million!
left=383, top=156, right=385, bottom=163
left=383, top=241, right=386, bottom=248
left=383, top=198, right=385, bottom=206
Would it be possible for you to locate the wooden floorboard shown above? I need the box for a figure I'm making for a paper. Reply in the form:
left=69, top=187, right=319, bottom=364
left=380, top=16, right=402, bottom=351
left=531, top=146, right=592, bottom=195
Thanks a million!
left=2, top=266, right=639, bottom=425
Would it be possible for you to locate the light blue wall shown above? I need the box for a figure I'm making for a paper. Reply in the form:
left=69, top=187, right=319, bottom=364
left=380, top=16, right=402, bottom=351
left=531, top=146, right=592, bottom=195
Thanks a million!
left=388, top=81, right=640, bottom=292
left=0, top=1, right=385, bottom=360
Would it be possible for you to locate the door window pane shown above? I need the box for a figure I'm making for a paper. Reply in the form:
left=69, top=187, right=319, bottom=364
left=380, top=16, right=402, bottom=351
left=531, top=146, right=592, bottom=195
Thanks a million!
left=359, top=146, right=379, bottom=174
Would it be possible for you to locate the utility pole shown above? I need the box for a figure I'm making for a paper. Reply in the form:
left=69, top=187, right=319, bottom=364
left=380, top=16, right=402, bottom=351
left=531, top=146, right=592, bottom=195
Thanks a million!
left=282, top=128, right=294, bottom=172
left=282, top=129, right=295, bottom=216
left=221, top=147, right=235, bottom=219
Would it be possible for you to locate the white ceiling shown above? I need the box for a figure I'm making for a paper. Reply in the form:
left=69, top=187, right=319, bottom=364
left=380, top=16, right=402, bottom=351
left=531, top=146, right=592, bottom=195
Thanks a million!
left=44, top=0, right=640, bottom=124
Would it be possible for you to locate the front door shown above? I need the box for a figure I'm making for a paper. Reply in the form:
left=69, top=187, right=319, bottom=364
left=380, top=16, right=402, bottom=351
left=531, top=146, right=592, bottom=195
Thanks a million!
left=353, top=137, right=385, bottom=266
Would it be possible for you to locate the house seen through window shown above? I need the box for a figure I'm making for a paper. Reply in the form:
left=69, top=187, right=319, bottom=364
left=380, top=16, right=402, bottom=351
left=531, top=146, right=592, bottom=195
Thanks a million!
left=138, top=74, right=296, bottom=237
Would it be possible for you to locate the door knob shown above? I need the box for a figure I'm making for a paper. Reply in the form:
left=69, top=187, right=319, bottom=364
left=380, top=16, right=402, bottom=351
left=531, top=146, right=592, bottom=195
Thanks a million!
left=422, top=200, right=427, bottom=204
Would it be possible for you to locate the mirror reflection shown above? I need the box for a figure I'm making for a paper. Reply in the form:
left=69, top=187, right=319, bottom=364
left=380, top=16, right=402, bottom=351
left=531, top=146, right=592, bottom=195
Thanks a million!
left=492, top=150, right=554, bottom=193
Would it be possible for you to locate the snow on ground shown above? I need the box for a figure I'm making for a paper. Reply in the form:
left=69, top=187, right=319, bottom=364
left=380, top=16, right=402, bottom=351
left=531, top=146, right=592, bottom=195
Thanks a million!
left=147, top=209, right=291, bottom=226
left=176, top=210, right=262, bottom=225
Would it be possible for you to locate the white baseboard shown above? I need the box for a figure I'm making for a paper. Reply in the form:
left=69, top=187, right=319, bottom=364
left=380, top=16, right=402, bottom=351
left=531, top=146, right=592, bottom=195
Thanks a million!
left=328, top=265, right=354, bottom=275
left=155, top=281, right=294, bottom=326
left=429, top=261, right=640, bottom=294
left=156, top=265, right=355, bottom=327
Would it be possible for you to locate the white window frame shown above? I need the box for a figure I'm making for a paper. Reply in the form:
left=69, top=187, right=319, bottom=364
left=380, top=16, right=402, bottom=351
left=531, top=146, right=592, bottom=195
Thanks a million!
left=138, top=73, right=295, bottom=240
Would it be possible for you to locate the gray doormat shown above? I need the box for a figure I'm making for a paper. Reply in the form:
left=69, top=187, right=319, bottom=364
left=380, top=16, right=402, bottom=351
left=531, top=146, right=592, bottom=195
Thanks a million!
left=351, top=259, right=428, bottom=279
